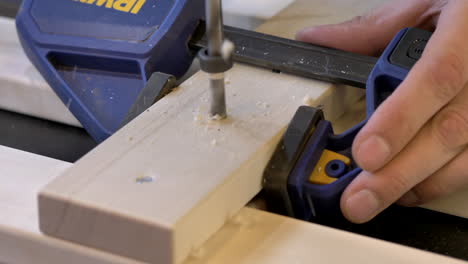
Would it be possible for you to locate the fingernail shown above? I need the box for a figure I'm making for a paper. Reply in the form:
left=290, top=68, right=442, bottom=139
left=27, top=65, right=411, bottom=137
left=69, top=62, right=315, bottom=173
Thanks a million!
left=295, top=27, right=317, bottom=41
left=356, top=135, right=391, bottom=171
left=398, top=190, right=420, bottom=207
left=295, top=29, right=308, bottom=40
left=344, top=189, right=381, bottom=223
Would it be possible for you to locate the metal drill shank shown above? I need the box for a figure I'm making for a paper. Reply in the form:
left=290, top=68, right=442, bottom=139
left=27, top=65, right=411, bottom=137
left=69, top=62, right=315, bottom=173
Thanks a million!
left=206, top=0, right=223, bottom=57
left=205, top=0, right=228, bottom=118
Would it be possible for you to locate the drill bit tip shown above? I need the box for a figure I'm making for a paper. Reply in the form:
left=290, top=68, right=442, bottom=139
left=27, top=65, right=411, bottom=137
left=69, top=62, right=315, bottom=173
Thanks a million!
left=209, top=73, right=227, bottom=119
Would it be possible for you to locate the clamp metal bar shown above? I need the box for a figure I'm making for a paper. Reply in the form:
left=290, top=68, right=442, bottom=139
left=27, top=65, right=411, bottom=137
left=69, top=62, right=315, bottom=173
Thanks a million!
left=192, top=24, right=378, bottom=88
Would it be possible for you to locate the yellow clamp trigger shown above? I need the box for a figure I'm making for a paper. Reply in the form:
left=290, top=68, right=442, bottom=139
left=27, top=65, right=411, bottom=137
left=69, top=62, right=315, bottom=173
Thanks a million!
left=309, top=149, right=351, bottom=185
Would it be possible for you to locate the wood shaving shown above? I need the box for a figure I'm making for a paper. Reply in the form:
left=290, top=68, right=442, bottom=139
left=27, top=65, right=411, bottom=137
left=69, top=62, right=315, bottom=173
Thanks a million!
left=302, top=95, right=314, bottom=106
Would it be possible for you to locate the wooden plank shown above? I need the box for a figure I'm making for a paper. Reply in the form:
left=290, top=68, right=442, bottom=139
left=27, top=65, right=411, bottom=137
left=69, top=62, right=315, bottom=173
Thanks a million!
left=0, top=17, right=81, bottom=127
left=1, top=147, right=465, bottom=264
left=39, top=63, right=359, bottom=264
left=0, top=146, right=140, bottom=264
left=37, top=0, right=377, bottom=263
left=223, top=0, right=295, bottom=19
left=184, top=207, right=466, bottom=264
left=34, top=0, right=467, bottom=263
left=423, top=190, right=468, bottom=219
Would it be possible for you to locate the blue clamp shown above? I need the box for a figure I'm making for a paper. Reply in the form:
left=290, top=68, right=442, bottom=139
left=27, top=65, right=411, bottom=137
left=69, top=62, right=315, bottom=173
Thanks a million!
left=263, top=28, right=432, bottom=222
left=16, top=0, right=205, bottom=142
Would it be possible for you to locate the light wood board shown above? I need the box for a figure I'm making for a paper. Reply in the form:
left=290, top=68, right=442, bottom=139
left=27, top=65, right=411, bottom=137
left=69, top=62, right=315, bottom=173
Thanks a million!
left=39, top=63, right=362, bottom=264
left=0, top=146, right=465, bottom=264
left=36, top=0, right=380, bottom=263
left=0, top=146, right=140, bottom=264
left=223, top=0, right=295, bottom=19
left=184, top=207, right=466, bottom=264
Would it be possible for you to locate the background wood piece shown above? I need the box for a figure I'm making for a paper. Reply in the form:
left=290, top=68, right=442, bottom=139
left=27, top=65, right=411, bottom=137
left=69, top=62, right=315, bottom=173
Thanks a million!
left=223, top=0, right=295, bottom=19
left=37, top=0, right=383, bottom=263
left=183, top=207, right=466, bottom=264
left=0, top=17, right=81, bottom=127
left=423, top=190, right=468, bottom=219
left=0, top=146, right=140, bottom=264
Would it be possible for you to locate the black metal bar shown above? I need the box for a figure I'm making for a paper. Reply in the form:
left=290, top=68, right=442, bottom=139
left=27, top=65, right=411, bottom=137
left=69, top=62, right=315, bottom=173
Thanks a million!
left=191, top=24, right=378, bottom=88
left=0, top=109, right=97, bottom=162
left=0, top=0, right=21, bottom=18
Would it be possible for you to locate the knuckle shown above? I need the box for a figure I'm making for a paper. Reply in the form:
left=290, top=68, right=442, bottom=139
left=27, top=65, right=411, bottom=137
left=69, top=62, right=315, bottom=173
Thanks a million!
left=427, top=51, right=466, bottom=102
left=347, top=15, right=371, bottom=28
left=349, top=11, right=377, bottom=27
left=390, top=110, right=420, bottom=145
left=432, top=106, right=468, bottom=150
left=430, top=0, right=447, bottom=10
left=384, top=168, right=413, bottom=199
left=435, top=0, right=449, bottom=8
left=349, top=15, right=364, bottom=24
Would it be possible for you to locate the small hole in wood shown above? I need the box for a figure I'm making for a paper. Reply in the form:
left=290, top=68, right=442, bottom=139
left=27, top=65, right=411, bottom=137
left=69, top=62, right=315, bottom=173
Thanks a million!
left=135, top=176, right=155, bottom=184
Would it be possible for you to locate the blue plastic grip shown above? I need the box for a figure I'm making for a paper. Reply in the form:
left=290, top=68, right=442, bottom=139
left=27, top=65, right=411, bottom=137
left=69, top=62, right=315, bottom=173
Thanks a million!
left=366, top=28, right=411, bottom=114
left=289, top=28, right=419, bottom=221
left=16, top=0, right=205, bottom=142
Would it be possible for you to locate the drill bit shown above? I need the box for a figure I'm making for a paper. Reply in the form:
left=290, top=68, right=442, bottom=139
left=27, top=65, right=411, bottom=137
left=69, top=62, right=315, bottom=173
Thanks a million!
left=206, top=0, right=227, bottom=119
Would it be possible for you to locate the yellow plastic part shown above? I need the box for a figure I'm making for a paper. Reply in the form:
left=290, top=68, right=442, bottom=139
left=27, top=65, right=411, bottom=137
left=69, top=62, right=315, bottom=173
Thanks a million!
left=309, top=149, right=351, bottom=185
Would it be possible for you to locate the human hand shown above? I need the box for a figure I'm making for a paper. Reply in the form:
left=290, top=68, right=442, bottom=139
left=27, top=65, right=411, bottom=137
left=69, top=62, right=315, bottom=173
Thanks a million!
left=297, top=0, right=468, bottom=223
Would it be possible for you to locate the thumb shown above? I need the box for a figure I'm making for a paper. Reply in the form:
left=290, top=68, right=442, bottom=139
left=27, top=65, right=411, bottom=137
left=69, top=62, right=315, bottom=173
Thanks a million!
left=296, top=0, right=437, bottom=56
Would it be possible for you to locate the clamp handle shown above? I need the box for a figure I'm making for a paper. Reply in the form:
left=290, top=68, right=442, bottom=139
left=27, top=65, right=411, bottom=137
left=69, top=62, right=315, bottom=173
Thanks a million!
left=367, top=28, right=432, bottom=113
left=264, top=28, right=433, bottom=222
left=16, top=0, right=205, bottom=142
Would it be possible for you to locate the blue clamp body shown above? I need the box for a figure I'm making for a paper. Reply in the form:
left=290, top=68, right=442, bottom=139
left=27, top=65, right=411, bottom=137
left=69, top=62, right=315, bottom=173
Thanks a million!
left=264, top=28, right=432, bottom=221
left=16, top=0, right=204, bottom=142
